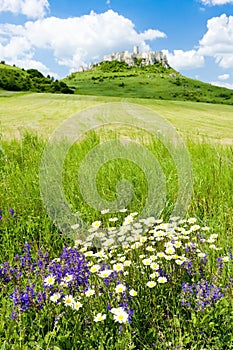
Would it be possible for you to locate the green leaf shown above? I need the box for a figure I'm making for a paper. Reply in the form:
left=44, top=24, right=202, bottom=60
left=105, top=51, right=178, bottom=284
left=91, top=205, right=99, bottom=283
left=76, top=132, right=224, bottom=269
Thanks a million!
left=44, top=331, right=54, bottom=344
left=173, top=317, right=180, bottom=328
left=191, top=313, right=197, bottom=326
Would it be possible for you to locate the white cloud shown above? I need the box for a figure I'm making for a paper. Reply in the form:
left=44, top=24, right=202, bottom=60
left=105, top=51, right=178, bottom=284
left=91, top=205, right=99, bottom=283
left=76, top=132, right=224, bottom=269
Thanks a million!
left=0, top=10, right=166, bottom=72
left=200, top=0, right=233, bottom=5
left=210, top=81, right=233, bottom=89
left=162, top=49, right=205, bottom=70
left=0, top=36, right=32, bottom=59
left=215, top=54, right=233, bottom=68
left=172, top=14, right=233, bottom=75
left=218, top=73, right=230, bottom=80
left=8, top=58, right=59, bottom=78
left=138, top=29, right=166, bottom=41
left=0, top=34, right=58, bottom=77
left=0, top=0, right=49, bottom=19
left=198, top=14, right=233, bottom=68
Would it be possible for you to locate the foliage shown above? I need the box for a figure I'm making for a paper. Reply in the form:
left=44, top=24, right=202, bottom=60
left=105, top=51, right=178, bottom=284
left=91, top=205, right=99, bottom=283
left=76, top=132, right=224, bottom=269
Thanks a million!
left=94, top=60, right=130, bottom=72
left=0, top=63, right=74, bottom=94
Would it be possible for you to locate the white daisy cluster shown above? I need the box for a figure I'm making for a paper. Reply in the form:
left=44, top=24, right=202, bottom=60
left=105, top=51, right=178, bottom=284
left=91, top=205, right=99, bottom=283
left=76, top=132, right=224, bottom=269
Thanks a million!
left=50, top=293, right=83, bottom=311
left=73, top=213, right=222, bottom=290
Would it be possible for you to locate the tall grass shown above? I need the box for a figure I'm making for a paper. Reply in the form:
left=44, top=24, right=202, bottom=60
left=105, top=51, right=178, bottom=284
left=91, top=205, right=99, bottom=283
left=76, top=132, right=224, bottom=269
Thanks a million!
left=0, top=131, right=233, bottom=349
left=1, top=131, right=233, bottom=249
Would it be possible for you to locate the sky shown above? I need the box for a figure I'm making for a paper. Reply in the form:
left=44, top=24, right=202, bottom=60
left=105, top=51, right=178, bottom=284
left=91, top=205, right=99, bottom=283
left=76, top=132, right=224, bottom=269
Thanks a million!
left=1, top=0, right=233, bottom=89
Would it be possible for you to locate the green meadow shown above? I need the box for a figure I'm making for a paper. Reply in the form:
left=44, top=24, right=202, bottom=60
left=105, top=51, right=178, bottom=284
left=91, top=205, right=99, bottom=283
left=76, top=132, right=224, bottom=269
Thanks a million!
left=1, top=91, right=233, bottom=349
left=1, top=91, right=233, bottom=142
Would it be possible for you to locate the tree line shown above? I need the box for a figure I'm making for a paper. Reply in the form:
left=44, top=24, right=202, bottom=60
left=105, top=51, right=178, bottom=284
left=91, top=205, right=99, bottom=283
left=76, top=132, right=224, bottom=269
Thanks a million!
left=0, top=63, right=73, bottom=94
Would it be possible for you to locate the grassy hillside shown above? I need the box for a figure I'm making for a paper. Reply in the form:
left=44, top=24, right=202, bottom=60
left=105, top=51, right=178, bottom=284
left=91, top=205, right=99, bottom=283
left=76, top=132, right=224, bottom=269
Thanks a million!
left=2, top=60, right=233, bottom=104
left=0, top=62, right=73, bottom=94
left=63, top=60, right=233, bottom=104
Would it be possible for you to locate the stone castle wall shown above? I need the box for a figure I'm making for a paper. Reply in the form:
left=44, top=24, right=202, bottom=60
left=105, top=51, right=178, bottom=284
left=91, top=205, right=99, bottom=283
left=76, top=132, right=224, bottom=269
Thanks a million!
left=103, top=46, right=169, bottom=68
left=77, top=46, right=169, bottom=72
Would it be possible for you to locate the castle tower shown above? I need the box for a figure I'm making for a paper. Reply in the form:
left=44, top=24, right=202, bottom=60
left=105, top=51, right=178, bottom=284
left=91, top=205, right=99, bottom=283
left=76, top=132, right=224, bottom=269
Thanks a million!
left=133, top=45, right=139, bottom=55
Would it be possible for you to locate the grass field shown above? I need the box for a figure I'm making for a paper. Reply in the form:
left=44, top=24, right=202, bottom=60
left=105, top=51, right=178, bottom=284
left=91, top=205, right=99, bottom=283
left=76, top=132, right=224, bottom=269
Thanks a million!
left=1, top=92, right=233, bottom=349
left=1, top=92, right=233, bottom=143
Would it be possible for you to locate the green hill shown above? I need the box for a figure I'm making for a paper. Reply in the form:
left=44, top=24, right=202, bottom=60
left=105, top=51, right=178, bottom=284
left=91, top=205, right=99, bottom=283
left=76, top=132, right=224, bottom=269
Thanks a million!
left=1, top=60, right=233, bottom=104
left=0, top=62, right=73, bottom=94
left=63, top=60, right=233, bottom=104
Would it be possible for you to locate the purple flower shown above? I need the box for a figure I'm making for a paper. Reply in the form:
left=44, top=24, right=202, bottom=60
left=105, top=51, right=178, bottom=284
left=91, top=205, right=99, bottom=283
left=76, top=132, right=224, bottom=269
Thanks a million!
left=47, top=247, right=89, bottom=291
left=10, top=311, right=18, bottom=320
left=9, top=208, right=16, bottom=218
left=118, top=325, right=123, bottom=333
left=3, top=245, right=90, bottom=319
left=183, top=260, right=194, bottom=276
left=217, top=257, right=223, bottom=269
left=128, top=308, right=134, bottom=323
left=180, top=279, right=224, bottom=312
left=10, top=286, right=35, bottom=311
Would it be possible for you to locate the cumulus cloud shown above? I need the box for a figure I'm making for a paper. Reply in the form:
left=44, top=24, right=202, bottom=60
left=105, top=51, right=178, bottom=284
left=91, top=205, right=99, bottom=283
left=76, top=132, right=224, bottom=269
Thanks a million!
left=210, top=81, right=233, bottom=89
left=0, top=32, right=58, bottom=77
left=162, top=49, right=205, bottom=70
left=216, top=55, right=233, bottom=68
left=153, top=13, right=233, bottom=72
left=0, top=10, right=166, bottom=72
left=0, top=0, right=49, bottom=19
left=200, top=0, right=233, bottom=5
left=198, top=14, right=233, bottom=68
left=0, top=36, right=32, bottom=59
left=138, top=29, right=166, bottom=41
left=218, top=73, right=230, bottom=80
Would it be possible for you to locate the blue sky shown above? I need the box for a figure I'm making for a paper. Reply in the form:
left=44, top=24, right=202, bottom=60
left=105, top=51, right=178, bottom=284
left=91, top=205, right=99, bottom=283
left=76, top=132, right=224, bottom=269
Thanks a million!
left=1, top=0, right=233, bottom=88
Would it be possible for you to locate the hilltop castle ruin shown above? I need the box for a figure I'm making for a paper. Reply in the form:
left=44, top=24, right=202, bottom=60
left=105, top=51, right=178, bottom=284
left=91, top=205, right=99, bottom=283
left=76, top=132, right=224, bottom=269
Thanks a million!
left=77, top=46, right=170, bottom=72
left=103, top=46, right=169, bottom=68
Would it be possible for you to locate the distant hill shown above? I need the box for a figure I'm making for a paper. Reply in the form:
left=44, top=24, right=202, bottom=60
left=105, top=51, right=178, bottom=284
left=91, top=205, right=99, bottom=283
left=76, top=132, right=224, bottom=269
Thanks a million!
left=0, top=62, right=73, bottom=94
left=63, top=60, right=233, bottom=104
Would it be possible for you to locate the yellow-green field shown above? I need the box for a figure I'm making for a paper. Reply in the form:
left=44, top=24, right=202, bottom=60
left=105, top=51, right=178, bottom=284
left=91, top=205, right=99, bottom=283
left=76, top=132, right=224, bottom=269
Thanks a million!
left=1, top=91, right=233, bottom=142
